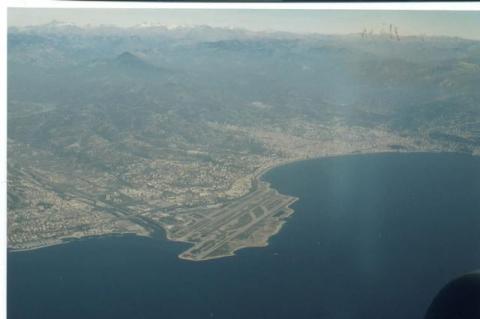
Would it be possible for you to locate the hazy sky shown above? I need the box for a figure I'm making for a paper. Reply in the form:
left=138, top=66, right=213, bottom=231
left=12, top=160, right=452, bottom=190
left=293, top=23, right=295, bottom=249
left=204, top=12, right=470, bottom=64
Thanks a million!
left=8, top=8, right=480, bottom=40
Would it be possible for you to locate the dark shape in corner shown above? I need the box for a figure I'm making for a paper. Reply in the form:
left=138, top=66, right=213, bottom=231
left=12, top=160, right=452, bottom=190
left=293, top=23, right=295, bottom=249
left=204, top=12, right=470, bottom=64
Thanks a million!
left=425, top=271, right=480, bottom=319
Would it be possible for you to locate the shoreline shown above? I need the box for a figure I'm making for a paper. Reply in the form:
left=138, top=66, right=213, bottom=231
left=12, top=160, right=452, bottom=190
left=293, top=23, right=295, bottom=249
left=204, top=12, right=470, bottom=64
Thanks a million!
left=8, top=150, right=470, bottom=255
left=257, top=148, right=461, bottom=182
left=8, top=232, right=151, bottom=254
left=174, top=149, right=474, bottom=261
left=177, top=204, right=297, bottom=262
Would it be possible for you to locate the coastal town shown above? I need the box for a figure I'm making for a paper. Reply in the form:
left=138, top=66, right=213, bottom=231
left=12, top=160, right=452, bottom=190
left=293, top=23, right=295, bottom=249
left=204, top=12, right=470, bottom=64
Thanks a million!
left=8, top=24, right=480, bottom=259
left=8, top=118, right=464, bottom=259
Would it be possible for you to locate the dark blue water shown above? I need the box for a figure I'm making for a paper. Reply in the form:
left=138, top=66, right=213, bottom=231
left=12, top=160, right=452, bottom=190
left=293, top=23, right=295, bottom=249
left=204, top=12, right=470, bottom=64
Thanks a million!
left=8, top=153, right=480, bottom=319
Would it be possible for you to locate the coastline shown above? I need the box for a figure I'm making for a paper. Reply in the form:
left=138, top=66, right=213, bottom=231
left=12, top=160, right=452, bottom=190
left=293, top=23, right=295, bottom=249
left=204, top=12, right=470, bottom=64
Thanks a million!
left=177, top=204, right=297, bottom=262
left=8, top=149, right=469, bottom=256
left=8, top=232, right=151, bottom=254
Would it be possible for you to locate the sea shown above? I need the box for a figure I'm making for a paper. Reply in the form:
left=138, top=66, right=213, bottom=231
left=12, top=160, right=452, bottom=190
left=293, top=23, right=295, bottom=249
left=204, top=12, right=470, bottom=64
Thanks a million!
left=8, top=152, right=480, bottom=319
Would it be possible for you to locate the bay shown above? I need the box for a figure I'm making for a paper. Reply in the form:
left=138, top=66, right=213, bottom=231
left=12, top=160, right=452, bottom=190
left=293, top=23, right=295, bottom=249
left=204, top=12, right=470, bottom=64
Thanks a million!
left=8, top=153, right=480, bottom=319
